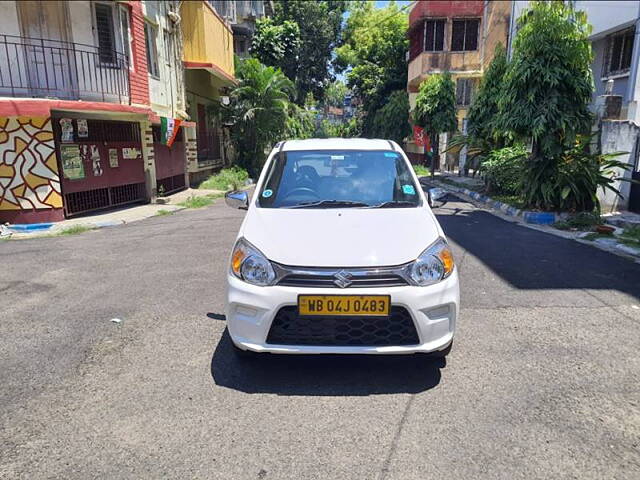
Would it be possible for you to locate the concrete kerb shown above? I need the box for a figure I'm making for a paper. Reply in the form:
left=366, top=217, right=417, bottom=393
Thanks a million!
left=427, top=178, right=640, bottom=264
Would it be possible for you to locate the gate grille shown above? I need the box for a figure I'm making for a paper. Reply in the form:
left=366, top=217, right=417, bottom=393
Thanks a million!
left=64, top=182, right=145, bottom=216
left=157, top=174, right=186, bottom=196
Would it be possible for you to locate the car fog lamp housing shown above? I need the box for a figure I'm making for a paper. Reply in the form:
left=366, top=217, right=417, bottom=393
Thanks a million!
left=409, top=238, right=455, bottom=286
left=230, top=237, right=276, bottom=286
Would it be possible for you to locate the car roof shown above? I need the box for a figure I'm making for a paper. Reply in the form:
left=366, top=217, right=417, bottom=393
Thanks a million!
left=279, top=138, right=397, bottom=152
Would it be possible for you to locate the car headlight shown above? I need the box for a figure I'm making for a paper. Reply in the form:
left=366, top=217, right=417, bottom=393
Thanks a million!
left=230, top=237, right=276, bottom=286
left=409, top=238, right=455, bottom=286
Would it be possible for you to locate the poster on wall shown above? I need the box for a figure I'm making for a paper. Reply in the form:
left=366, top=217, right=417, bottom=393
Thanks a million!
left=60, top=118, right=74, bottom=143
left=109, top=148, right=119, bottom=168
left=80, top=144, right=103, bottom=176
left=122, top=147, right=141, bottom=159
left=60, top=145, right=84, bottom=180
left=77, top=119, right=89, bottom=138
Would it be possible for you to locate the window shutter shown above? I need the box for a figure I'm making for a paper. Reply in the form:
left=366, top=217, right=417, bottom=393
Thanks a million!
left=456, top=79, right=465, bottom=105
left=95, top=3, right=115, bottom=63
left=435, top=20, right=445, bottom=51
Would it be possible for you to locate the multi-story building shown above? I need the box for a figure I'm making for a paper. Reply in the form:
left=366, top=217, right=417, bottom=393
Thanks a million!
left=180, top=0, right=236, bottom=185
left=405, top=0, right=511, bottom=168
left=208, top=0, right=269, bottom=58
left=0, top=0, right=235, bottom=224
left=508, top=1, right=640, bottom=212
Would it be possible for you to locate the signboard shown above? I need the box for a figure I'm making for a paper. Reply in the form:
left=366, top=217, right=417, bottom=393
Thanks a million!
left=77, top=119, right=89, bottom=138
left=109, top=148, right=119, bottom=168
left=122, top=147, right=141, bottom=159
left=60, top=118, right=74, bottom=143
left=60, top=145, right=84, bottom=180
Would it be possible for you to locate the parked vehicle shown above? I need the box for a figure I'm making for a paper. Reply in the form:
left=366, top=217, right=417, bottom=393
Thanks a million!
left=224, top=138, right=459, bottom=356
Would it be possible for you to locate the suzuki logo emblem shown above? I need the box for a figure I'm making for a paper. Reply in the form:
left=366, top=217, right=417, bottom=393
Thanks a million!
left=333, top=270, right=353, bottom=288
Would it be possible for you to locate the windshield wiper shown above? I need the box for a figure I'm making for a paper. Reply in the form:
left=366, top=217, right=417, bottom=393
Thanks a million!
left=290, top=200, right=370, bottom=209
left=370, top=201, right=418, bottom=208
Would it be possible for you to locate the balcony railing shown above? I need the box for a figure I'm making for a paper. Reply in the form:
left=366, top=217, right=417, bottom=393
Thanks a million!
left=0, top=35, right=130, bottom=104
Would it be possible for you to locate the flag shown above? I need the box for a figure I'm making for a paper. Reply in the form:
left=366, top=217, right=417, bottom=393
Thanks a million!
left=413, top=125, right=425, bottom=147
left=160, top=117, right=182, bottom=147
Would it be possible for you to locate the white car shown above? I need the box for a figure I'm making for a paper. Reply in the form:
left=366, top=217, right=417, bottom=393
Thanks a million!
left=224, top=138, right=459, bottom=356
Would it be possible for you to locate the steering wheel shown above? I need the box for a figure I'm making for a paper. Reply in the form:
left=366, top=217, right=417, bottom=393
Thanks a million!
left=295, top=166, right=320, bottom=187
left=282, top=187, right=320, bottom=200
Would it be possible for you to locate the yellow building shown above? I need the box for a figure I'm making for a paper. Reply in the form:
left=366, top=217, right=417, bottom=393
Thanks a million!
left=180, top=0, right=236, bottom=185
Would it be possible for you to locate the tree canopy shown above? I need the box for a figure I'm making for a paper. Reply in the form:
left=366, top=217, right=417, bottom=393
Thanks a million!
left=250, top=18, right=300, bottom=83
left=466, top=43, right=507, bottom=145
left=336, top=1, right=409, bottom=136
left=414, top=73, right=457, bottom=137
left=496, top=1, right=593, bottom=159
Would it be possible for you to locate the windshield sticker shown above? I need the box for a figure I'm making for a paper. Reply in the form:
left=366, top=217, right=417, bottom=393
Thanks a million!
left=402, top=184, right=416, bottom=195
left=262, top=189, right=273, bottom=198
left=330, top=155, right=345, bottom=160
left=384, top=152, right=399, bottom=158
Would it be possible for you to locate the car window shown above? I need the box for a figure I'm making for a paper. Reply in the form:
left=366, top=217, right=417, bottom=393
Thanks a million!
left=258, top=150, right=421, bottom=208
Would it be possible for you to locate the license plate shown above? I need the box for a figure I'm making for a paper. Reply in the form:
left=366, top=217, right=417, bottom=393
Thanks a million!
left=298, top=295, right=390, bottom=317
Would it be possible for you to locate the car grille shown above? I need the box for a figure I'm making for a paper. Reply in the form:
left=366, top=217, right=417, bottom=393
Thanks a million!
left=273, top=263, right=411, bottom=288
left=277, top=273, right=408, bottom=288
left=266, top=306, right=420, bottom=347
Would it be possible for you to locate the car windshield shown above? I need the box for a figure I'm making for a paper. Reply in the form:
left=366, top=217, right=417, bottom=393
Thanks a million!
left=257, top=150, right=422, bottom=208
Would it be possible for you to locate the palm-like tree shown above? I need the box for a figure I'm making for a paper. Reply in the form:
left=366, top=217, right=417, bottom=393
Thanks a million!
left=225, top=58, right=295, bottom=174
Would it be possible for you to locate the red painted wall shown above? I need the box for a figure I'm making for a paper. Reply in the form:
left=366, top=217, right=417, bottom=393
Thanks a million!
left=409, top=1, right=484, bottom=28
left=127, top=1, right=150, bottom=106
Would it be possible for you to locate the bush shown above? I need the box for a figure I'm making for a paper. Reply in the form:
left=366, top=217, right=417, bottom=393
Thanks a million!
left=413, top=164, right=429, bottom=176
left=553, top=212, right=602, bottom=231
left=481, top=145, right=527, bottom=195
left=199, top=167, right=249, bottom=191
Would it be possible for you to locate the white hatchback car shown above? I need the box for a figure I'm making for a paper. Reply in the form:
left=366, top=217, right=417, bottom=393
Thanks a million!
left=225, top=138, right=459, bottom=356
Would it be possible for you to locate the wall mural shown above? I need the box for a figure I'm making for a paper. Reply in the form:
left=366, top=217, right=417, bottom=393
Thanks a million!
left=0, top=116, right=62, bottom=212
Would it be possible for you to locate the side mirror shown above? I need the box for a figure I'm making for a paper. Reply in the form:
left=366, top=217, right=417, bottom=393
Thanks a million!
left=428, top=188, right=447, bottom=208
left=225, top=190, right=249, bottom=210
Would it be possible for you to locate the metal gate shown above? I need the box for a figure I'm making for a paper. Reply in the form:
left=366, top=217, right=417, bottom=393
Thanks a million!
left=153, top=126, right=186, bottom=196
left=53, top=118, right=145, bottom=217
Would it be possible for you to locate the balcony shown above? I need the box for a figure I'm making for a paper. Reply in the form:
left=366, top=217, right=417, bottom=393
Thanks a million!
left=181, top=1, right=235, bottom=86
left=0, top=34, right=130, bottom=104
left=408, top=50, right=481, bottom=90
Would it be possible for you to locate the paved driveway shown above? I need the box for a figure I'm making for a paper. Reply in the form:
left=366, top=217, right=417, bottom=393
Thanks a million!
left=1, top=196, right=639, bottom=479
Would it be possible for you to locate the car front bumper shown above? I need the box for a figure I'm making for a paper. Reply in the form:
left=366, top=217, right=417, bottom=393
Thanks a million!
left=225, top=269, right=460, bottom=354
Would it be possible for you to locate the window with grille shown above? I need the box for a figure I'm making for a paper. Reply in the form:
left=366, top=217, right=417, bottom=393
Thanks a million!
left=456, top=78, right=477, bottom=106
left=451, top=19, right=480, bottom=52
left=95, top=3, right=116, bottom=63
left=424, top=19, right=445, bottom=52
left=145, top=21, right=160, bottom=78
left=605, top=28, right=635, bottom=75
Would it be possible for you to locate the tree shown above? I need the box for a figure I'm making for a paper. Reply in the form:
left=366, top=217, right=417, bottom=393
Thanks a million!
left=250, top=18, right=300, bottom=83
left=495, top=1, right=594, bottom=209
left=370, top=90, right=411, bottom=145
left=336, top=1, right=409, bottom=137
left=467, top=43, right=507, bottom=145
left=323, top=80, right=348, bottom=108
left=273, top=0, right=347, bottom=103
left=217, top=58, right=294, bottom=175
left=414, top=73, right=457, bottom=178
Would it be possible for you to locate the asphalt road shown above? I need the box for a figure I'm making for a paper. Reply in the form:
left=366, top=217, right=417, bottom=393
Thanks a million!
left=1, top=194, right=639, bottom=479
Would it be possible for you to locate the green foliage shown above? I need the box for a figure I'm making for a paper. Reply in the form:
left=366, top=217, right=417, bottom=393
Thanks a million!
left=496, top=1, right=593, bottom=159
left=214, top=58, right=294, bottom=175
left=523, top=134, right=629, bottom=212
left=250, top=18, right=300, bottom=82
left=273, top=0, right=347, bottom=103
left=369, top=90, right=411, bottom=145
left=414, top=73, right=457, bottom=137
left=323, top=81, right=348, bottom=108
left=57, top=225, right=94, bottom=236
left=412, top=164, right=430, bottom=176
left=553, top=212, right=603, bottom=231
left=620, top=226, right=640, bottom=248
left=467, top=44, right=507, bottom=144
left=199, top=167, right=249, bottom=191
left=336, top=1, right=408, bottom=136
left=178, top=195, right=215, bottom=209
left=481, top=145, right=527, bottom=195
left=284, top=102, right=316, bottom=140
left=155, top=209, right=175, bottom=217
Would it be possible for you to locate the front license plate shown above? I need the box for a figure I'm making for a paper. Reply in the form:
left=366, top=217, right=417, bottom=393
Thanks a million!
left=298, top=295, right=390, bottom=317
